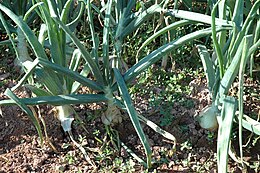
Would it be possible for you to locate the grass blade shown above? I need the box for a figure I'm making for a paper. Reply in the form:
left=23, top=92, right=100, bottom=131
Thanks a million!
left=217, top=0, right=227, bottom=58
left=86, top=0, right=99, bottom=65
left=217, top=96, right=237, bottom=173
left=69, top=49, right=82, bottom=71
left=118, top=4, right=162, bottom=40
left=168, top=9, right=233, bottom=27
left=137, top=113, right=176, bottom=149
left=114, top=68, right=152, bottom=168
left=71, top=65, right=91, bottom=93
left=123, top=26, right=229, bottom=85
left=37, top=58, right=103, bottom=91
left=229, top=1, right=260, bottom=59
left=238, top=35, right=252, bottom=167
left=236, top=114, right=260, bottom=135
left=34, top=68, right=64, bottom=95
left=0, top=11, right=19, bottom=59
left=0, top=3, right=48, bottom=60
left=102, top=0, right=113, bottom=84
left=211, top=0, right=224, bottom=78
left=67, top=48, right=86, bottom=93
left=121, top=141, right=147, bottom=167
left=232, top=0, right=244, bottom=30
left=218, top=39, right=244, bottom=98
left=66, top=0, right=85, bottom=28
left=4, top=89, right=43, bottom=145
left=39, top=1, right=65, bottom=67
left=250, top=19, right=260, bottom=77
left=24, top=85, right=52, bottom=96
left=196, top=45, right=216, bottom=96
left=23, top=2, right=43, bottom=22
left=0, top=94, right=108, bottom=106
left=60, top=0, right=73, bottom=24
left=11, top=59, right=39, bottom=91
left=50, top=14, right=104, bottom=85
left=136, top=20, right=196, bottom=58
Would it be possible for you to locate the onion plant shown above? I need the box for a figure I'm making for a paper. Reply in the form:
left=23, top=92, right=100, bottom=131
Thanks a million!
left=195, top=1, right=260, bottom=172
left=1, top=0, right=257, bottom=169
left=135, top=0, right=259, bottom=171
left=1, top=0, right=91, bottom=155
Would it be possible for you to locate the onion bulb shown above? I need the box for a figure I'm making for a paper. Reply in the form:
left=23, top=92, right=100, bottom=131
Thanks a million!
left=196, top=105, right=219, bottom=131
left=56, top=105, right=75, bottom=132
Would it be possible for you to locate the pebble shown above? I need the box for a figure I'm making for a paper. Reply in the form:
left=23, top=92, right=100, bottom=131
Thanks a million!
left=199, top=156, right=206, bottom=164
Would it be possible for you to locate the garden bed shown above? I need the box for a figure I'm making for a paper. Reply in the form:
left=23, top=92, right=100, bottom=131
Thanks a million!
left=0, top=59, right=259, bottom=172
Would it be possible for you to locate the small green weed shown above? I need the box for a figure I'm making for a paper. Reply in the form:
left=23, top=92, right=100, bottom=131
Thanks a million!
left=206, top=131, right=216, bottom=143
left=180, top=140, right=193, bottom=151
left=64, top=151, right=76, bottom=165
left=130, top=66, right=196, bottom=127
left=0, top=80, right=6, bottom=87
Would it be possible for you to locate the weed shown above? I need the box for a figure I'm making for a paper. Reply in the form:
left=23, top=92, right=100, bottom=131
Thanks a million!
left=130, top=66, right=196, bottom=127
left=65, top=151, right=76, bottom=165
left=180, top=141, right=192, bottom=151
left=206, top=131, right=216, bottom=143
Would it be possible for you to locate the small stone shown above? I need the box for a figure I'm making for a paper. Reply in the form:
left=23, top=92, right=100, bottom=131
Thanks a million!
left=0, top=73, right=10, bottom=80
left=168, top=161, right=175, bottom=168
left=56, top=165, right=66, bottom=172
left=199, top=156, right=206, bottom=164
left=120, top=147, right=128, bottom=157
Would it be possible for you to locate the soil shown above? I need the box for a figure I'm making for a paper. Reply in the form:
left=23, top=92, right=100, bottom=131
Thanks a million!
left=0, top=58, right=259, bottom=172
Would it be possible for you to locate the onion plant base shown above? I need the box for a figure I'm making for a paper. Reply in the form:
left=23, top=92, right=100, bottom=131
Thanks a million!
left=196, top=105, right=219, bottom=131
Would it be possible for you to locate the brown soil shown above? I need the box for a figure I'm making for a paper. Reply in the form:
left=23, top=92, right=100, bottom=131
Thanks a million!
left=0, top=59, right=259, bottom=172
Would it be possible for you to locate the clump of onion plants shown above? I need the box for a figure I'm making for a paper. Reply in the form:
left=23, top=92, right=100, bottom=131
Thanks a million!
left=0, top=0, right=173, bottom=168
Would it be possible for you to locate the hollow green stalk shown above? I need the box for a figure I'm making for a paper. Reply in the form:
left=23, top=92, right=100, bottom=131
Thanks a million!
left=211, top=0, right=224, bottom=78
